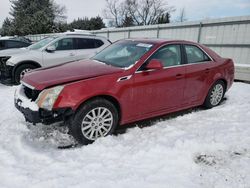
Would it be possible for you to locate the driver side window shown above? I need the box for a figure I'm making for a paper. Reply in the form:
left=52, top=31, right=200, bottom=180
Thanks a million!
left=148, top=44, right=181, bottom=68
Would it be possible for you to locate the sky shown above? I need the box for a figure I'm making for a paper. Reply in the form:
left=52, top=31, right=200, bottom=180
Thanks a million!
left=0, top=0, right=249, bottom=26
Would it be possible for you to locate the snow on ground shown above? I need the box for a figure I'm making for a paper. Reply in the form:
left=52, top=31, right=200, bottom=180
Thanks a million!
left=0, top=82, right=250, bottom=188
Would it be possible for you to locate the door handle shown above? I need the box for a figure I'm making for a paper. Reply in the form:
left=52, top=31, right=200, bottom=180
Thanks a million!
left=69, top=53, right=75, bottom=56
left=175, top=74, right=184, bottom=79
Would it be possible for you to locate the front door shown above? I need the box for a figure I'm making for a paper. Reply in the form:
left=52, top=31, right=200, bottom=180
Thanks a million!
left=133, top=44, right=186, bottom=118
left=42, top=38, right=77, bottom=67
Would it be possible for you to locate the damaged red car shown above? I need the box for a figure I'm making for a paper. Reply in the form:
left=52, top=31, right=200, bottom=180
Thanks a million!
left=15, top=39, right=235, bottom=144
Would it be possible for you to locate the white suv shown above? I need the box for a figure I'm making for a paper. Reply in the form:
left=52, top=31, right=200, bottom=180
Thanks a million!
left=0, top=33, right=111, bottom=84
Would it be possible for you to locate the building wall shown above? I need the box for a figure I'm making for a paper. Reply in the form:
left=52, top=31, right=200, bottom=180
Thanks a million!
left=26, top=16, right=250, bottom=81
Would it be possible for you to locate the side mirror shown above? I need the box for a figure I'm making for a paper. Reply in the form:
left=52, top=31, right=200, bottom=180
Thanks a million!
left=146, top=59, right=163, bottom=70
left=46, top=45, right=56, bottom=53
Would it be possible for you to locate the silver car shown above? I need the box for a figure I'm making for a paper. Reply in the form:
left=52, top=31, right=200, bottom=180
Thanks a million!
left=0, top=33, right=111, bottom=84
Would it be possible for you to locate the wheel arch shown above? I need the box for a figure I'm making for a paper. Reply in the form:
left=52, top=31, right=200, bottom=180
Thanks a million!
left=219, top=78, right=227, bottom=91
left=203, top=78, right=228, bottom=104
left=12, top=60, right=41, bottom=77
left=75, top=95, right=122, bottom=123
left=210, top=78, right=227, bottom=91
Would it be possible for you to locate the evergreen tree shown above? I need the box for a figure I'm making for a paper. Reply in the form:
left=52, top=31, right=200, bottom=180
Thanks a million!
left=88, top=16, right=106, bottom=30
left=1, top=18, right=14, bottom=36
left=122, top=15, right=135, bottom=27
left=157, top=13, right=170, bottom=24
left=1, top=0, right=66, bottom=36
left=69, top=16, right=105, bottom=31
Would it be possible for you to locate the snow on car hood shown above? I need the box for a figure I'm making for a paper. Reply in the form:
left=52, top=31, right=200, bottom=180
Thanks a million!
left=22, top=59, right=124, bottom=90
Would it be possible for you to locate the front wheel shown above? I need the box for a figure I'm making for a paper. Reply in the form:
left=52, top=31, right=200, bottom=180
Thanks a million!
left=69, top=98, right=119, bottom=145
left=14, top=64, right=36, bottom=84
left=204, top=80, right=225, bottom=108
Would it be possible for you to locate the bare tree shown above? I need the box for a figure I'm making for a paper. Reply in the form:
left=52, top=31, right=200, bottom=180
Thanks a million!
left=103, top=0, right=175, bottom=27
left=125, top=0, right=174, bottom=25
left=177, top=8, right=187, bottom=22
left=103, top=0, right=126, bottom=27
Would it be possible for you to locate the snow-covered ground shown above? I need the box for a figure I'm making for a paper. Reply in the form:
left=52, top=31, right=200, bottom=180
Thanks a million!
left=0, top=82, right=250, bottom=188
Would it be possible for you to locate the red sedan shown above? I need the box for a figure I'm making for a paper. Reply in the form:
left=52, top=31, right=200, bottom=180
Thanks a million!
left=15, top=39, right=235, bottom=144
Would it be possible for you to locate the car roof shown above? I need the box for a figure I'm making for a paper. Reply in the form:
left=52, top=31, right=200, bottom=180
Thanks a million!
left=124, top=38, right=198, bottom=45
left=53, top=33, right=109, bottom=42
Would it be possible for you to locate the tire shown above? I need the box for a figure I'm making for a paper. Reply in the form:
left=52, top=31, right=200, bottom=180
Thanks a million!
left=69, top=98, right=119, bottom=145
left=203, top=80, right=226, bottom=109
left=14, top=64, right=37, bottom=84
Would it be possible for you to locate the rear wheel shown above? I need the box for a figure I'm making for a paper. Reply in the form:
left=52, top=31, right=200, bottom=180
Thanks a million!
left=14, top=64, right=37, bottom=84
left=69, top=98, right=119, bottom=145
left=204, top=80, right=225, bottom=108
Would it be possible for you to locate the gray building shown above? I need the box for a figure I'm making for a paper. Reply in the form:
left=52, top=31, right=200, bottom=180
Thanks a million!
left=26, top=16, right=250, bottom=81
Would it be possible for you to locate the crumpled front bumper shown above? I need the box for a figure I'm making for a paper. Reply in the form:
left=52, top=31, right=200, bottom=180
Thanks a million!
left=14, top=85, right=74, bottom=125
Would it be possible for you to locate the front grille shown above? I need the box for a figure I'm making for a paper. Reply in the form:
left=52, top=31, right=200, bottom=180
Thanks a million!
left=23, top=85, right=41, bottom=101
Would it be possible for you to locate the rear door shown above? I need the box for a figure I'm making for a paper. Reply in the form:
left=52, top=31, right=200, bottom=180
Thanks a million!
left=133, top=44, right=186, bottom=117
left=183, top=44, right=215, bottom=105
left=42, top=37, right=77, bottom=67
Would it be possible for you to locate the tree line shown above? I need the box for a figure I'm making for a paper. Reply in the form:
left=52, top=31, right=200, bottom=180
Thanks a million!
left=0, top=0, right=187, bottom=36
left=103, top=0, right=175, bottom=27
left=0, top=0, right=106, bottom=36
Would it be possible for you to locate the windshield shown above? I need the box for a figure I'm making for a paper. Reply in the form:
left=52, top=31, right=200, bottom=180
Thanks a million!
left=92, top=41, right=154, bottom=68
left=28, top=37, right=57, bottom=50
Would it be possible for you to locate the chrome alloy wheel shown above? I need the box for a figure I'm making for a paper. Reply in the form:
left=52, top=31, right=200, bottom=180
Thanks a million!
left=20, top=68, right=31, bottom=79
left=81, top=107, right=113, bottom=141
left=210, top=83, right=224, bottom=106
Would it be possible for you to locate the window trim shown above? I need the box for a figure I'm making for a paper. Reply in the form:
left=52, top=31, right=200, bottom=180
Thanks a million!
left=135, top=43, right=214, bottom=74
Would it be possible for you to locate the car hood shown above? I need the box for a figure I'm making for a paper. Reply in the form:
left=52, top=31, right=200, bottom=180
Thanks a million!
left=22, top=59, right=124, bottom=90
left=0, top=48, right=28, bottom=57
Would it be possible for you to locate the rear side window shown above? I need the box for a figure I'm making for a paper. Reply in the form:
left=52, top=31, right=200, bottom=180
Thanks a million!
left=6, top=40, right=26, bottom=48
left=75, top=38, right=104, bottom=49
left=95, top=39, right=104, bottom=47
left=184, top=45, right=210, bottom=64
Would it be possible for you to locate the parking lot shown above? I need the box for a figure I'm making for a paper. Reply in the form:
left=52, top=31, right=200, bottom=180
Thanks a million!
left=0, top=82, right=249, bottom=188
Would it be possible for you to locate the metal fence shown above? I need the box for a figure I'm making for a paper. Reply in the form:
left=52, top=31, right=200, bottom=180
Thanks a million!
left=26, top=15, right=250, bottom=81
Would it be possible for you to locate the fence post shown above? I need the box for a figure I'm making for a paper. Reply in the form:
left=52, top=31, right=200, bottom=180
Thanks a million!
left=107, top=30, right=110, bottom=40
left=197, top=22, right=203, bottom=43
left=157, top=25, right=160, bottom=38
